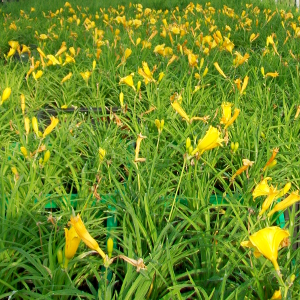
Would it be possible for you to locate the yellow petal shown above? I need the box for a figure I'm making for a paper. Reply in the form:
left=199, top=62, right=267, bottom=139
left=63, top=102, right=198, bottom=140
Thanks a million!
left=69, top=214, right=106, bottom=259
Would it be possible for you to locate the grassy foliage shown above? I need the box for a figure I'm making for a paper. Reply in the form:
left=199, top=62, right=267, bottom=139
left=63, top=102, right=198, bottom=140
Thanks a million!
left=1, top=0, right=300, bottom=299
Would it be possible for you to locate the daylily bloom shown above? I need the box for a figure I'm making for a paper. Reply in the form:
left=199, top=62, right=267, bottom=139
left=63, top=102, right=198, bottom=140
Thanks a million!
left=47, top=55, right=61, bottom=65
left=119, top=73, right=136, bottom=90
left=250, top=33, right=260, bottom=42
left=61, top=72, right=72, bottom=84
left=263, top=148, right=279, bottom=171
left=171, top=101, right=209, bottom=124
left=259, top=185, right=281, bottom=216
left=32, top=70, right=43, bottom=81
left=268, top=191, right=300, bottom=217
left=220, top=102, right=232, bottom=125
left=55, top=45, right=67, bottom=57
left=0, top=87, right=12, bottom=105
left=7, top=48, right=16, bottom=58
left=191, top=126, right=224, bottom=156
left=265, top=71, right=279, bottom=78
left=224, top=108, right=240, bottom=129
left=37, top=47, right=46, bottom=58
left=43, top=116, right=59, bottom=137
left=214, top=62, right=227, bottom=78
left=241, top=226, right=289, bottom=272
left=64, top=226, right=81, bottom=268
left=8, top=40, right=19, bottom=50
left=253, top=177, right=272, bottom=199
left=63, top=54, right=75, bottom=66
left=69, top=214, right=106, bottom=259
left=271, top=290, right=282, bottom=299
left=80, top=71, right=91, bottom=83
left=138, top=62, right=156, bottom=85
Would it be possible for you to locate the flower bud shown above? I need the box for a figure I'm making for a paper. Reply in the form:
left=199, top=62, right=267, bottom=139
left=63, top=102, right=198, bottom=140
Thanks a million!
left=20, top=146, right=28, bottom=158
left=136, top=80, right=141, bottom=93
left=155, top=119, right=160, bottom=131
left=230, top=142, right=235, bottom=151
left=57, top=249, right=63, bottom=265
left=24, top=117, right=30, bottom=135
left=20, top=94, right=25, bottom=114
left=186, top=137, right=191, bottom=151
left=99, top=147, right=106, bottom=161
left=268, top=159, right=277, bottom=169
left=32, top=117, right=39, bottom=137
left=188, top=145, right=194, bottom=155
left=119, top=92, right=124, bottom=108
left=1, top=87, right=11, bottom=104
left=107, top=237, right=114, bottom=258
left=234, top=142, right=239, bottom=151
left=43, top=150, right=51, bottom=164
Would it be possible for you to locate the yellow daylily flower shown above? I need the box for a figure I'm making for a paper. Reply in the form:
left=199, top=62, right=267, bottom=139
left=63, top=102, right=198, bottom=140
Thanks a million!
left=37, top=47, right=46, bottom=58
left=64, top=226, right=81, bottom=268
left=191, top=126, right=224, bottom=156
left=220, top=102, right=232, bottom=125
left=61, top=72, right=72, bottom=84
left=259, top=185, right=280, bottom=216
left=188, top=53, right=198, bottom=67
left=268, top=191, right=300, bottom=217
left=63, top=54, right=76, bottom=66
left=250, top=33, right=260, bottom=42
left=22, top=38, right=29, bottom=47
left=47, top=55, right=61, bottom=65
left=171, top=101, right=209, bottom=124
left=55, top=45, right=67, bottom=57
left=213, top=62, right=227, bottom=78
left=253, top=177, right=272, bottom=199
left=8, top=40, right=19, bottom=49
left=119, top=73, right=136, bottom=90
left=7, top=48, right=16, bottom=58
left=39, top=34, right=48, bottom=40
left=265, top=71, right=279, bottom=78
left=0, top=87, right=12, bottom=105
left=32, top=70, right=43, bottom=81
left=241, top=226, right=290, bottom=272
left=69, top=214, right=106, bottom=259
left=43, top=116, right=59, bottom=137
left=80, top=71, right=92, bottom=83
left=224, top=108, right=240, bottom=129
left=138, top=62, right=156, bottom=85
left=271, top=290, right=282, bottom=300
left=240, top=76, right=249, bottom=95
